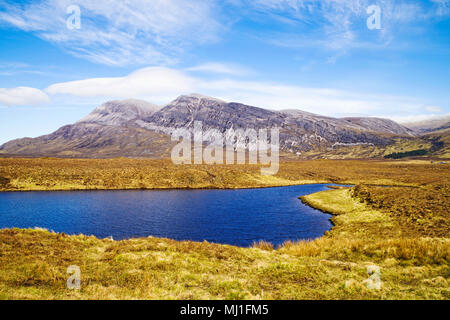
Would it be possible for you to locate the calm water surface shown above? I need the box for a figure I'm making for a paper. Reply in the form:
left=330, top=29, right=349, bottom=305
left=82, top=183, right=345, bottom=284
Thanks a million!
left=0, top=184, right=335, bottom=247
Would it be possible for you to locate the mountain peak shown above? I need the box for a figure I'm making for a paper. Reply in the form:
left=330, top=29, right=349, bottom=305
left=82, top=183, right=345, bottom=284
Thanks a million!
left=77, top=99, right=159, bottom=126
left=170, top=93, right=226, bottom=105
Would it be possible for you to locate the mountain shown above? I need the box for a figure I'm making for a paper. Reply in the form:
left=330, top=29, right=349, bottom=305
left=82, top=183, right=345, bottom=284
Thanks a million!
left=403, top=115, right=450, bottom=134
left=135, top=94, right=414, bottom=152
left=0, top=100, right=172, bottom=158
left=0, top=94, right=423, bottom=159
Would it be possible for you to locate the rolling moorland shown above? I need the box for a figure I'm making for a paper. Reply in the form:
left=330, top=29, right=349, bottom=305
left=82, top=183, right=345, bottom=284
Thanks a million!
left=0, top=95, right=448, bottom=299
left=0, top=158, right=448, bottom=299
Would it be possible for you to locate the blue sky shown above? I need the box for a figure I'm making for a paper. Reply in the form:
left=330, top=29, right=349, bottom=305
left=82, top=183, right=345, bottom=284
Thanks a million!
left=0, top=0, right=449, bottom=144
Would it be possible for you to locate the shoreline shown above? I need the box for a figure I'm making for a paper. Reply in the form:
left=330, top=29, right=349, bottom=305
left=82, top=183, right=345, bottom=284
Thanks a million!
left=0, top=181, right=421, bottom=193
left=0, top=181, right=325, bottom=193
left=0, top=183, right=339, bottom=246
left=0, top=187, right=447, bottom=299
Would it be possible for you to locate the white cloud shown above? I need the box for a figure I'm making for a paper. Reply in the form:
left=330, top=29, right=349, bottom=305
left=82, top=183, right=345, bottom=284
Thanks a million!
left=196, top=79, right=428, bottom=116
left=0, top=0, right=221, bottom=66
left=44, top=66, right=434, bottom=118
left=46, top=67, right=196, bottom=103
left=392, top=113, right=450, bottom=124
left=0, top=87, right=50, bottom=106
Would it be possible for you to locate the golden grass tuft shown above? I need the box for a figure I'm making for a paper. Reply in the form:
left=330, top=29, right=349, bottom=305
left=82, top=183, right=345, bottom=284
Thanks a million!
left=252, top=240, right=274, bottom=251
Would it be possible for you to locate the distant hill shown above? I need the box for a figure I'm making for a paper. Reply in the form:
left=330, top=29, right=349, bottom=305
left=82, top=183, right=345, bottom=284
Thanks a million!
left=2, top=94, right=445, bottom=160
left=403, top=115, right=450, bottom=134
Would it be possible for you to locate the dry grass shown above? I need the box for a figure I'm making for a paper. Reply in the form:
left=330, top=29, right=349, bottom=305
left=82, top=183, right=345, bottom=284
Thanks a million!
left=352, top=185, right=449, bottom=237
left=301, top=137, right=435, bottom=160
left=0, top=159, right=448, bottom=300
left=1, top=158, right=449, bottom=191
left=0, top=223, right=448, bottom=300
left=252, top=240, right=274, bottom=251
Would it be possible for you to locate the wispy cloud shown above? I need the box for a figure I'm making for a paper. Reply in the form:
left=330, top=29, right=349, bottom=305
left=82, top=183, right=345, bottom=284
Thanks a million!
left=0, top=1, right=447, bottom=66
left=0, top=61, right=48, bottom=76
left=240, top=0, right=450, bottom=59
left=431, top=0, right=450, bottom=16
left=0, top=86, right=49, bottom=106
left=425, top=105, right=445, bottom=113
left=0, top=0, right=221, bottom=66
left=186, top=62, right=254, bottom=76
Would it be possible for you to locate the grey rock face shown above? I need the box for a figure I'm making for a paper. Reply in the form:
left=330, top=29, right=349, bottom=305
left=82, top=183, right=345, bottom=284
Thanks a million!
left=0, top=94, right=415, bottom=157
left=136, top=94, right=413, bottom=153
left=342, top=117, right=414, bottom=136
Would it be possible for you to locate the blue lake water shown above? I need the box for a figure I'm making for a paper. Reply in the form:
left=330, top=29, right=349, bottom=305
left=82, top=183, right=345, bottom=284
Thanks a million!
left=0, top=184, right=335, bottom=247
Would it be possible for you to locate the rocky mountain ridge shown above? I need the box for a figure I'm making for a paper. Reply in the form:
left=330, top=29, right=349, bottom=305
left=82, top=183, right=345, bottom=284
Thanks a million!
left=0, top=94, right=426, bottom=158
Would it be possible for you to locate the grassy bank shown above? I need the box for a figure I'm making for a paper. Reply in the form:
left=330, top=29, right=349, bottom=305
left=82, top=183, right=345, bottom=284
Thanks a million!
left=1, top=158, right=449, bottom=191
left=0, top=187, right=448, bottom=300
